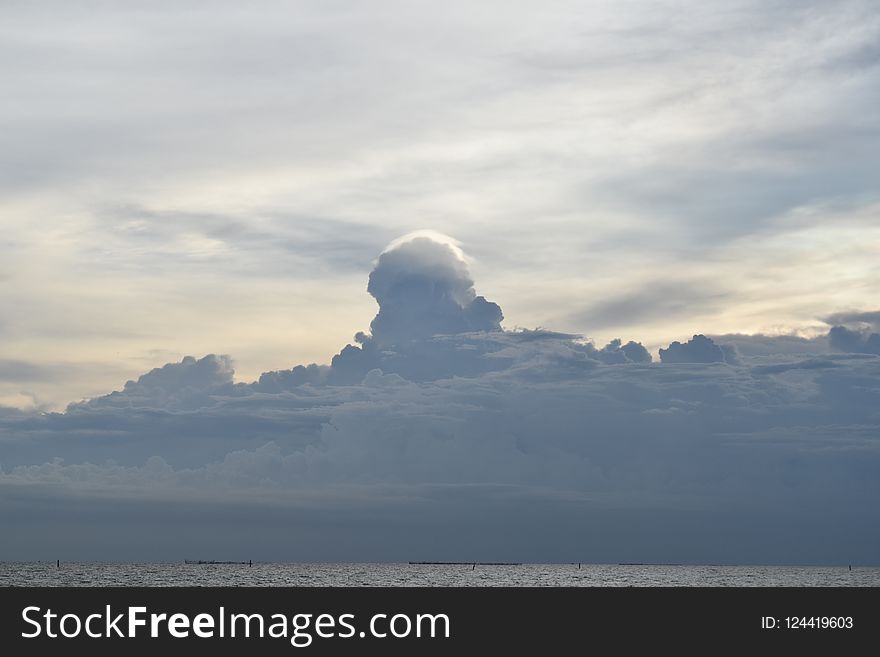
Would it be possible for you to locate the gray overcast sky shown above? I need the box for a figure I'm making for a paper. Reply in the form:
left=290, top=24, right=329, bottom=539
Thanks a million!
left=1, top=1, right=879, bottom=564
left=1, top=0, right=878, bottom=409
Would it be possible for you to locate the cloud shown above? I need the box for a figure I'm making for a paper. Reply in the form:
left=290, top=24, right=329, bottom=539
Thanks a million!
left=0, top=0, right=876, bottom=565
left=567, top=282, right=729, bottom=332
left=707, top=333, right=827, bottom=358
left=811, top=307, right=880, bottom=355
left=0, top=360, right=53, bottom=383
left=324, top=233, right=508, bottom=383
left=2, top=234, right=879, bottom=563
left=828, top=325, right=880, bottom=355
left=750, top=358, right=841, bottom=375
left=73, top=354, right=235, bottom=413
left=1, top=0, right=879, bottom=415
left=581, top=338, right=652, bottom=364
left=823, top=310, right=880, bottom=329
left=366, top=233, right=503, bottom=344
left=658, top=334, right=739, bottom=364
left=124, top=354, right=234, bottom=393
left=3, top=343, right=879, bottom=563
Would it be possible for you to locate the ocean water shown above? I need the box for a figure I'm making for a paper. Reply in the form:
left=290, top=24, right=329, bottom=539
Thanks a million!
left=1, top=562, right=878, bottom=587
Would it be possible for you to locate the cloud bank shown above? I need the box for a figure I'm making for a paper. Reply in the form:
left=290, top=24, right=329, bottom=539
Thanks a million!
left=1, top=233, right=878, bottom=564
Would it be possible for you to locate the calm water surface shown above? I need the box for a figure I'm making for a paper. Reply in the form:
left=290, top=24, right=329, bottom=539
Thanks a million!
left=2, top=562, right=877, bottom=586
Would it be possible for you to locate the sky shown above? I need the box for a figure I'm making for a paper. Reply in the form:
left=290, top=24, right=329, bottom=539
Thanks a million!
left=0, top=1, right=879, bottom=564
left=1, top=0, right=878, bottom=410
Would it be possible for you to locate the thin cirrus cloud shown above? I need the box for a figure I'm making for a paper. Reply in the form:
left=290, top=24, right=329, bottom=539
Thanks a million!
left=1, top=233, right=878, bottom=564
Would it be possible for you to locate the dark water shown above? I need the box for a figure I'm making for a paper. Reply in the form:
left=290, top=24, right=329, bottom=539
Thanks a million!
left=1, top=562, right=877, bottom=586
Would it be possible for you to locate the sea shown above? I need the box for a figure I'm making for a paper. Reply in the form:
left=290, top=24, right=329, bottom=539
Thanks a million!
left=1, top=562, right=878, bottom=586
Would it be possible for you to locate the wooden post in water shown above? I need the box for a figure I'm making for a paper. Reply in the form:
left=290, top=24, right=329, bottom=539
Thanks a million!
left=56, top=559, right=59, bottom=568
left=249, top=559, right=252, bottom=567
left=578, top=563, right=581, bottom=569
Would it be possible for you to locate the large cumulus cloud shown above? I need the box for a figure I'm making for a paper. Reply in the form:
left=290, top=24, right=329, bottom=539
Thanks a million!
left=366, top=235, right=503, bottom=343
left=1, top=234, right=878, bottom=564
left=327, top=234, right=506, bottom=383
